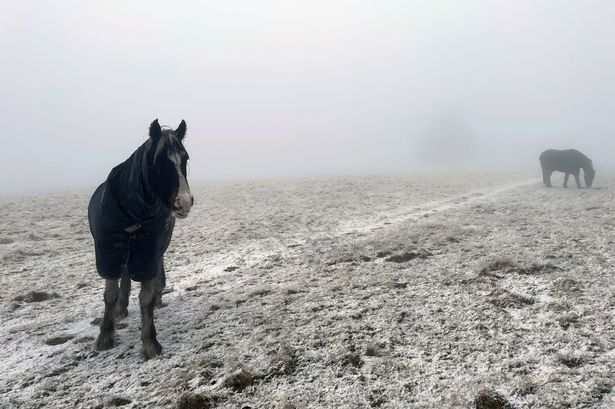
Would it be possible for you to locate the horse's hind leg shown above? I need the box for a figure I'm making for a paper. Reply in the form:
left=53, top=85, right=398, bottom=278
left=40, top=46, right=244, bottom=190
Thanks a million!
left=95, top=279, right=119, bottom=351
left=542, top=168, right=552, bottom=187
left=115, top=270, right=131, bottom=320
left=154, top=258, right=165, bottom=309
left=140, top=278, right=162, bottom=360
left=563, top=173, right=569, bottom=188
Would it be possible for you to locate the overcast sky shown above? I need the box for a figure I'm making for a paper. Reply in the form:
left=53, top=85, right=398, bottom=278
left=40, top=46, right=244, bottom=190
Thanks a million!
left=1, top=1, right=614, bottom=194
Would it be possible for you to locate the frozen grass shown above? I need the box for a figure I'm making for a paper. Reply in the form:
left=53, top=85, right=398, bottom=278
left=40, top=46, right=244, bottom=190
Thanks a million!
left=1, top=172, right=615, bottom=408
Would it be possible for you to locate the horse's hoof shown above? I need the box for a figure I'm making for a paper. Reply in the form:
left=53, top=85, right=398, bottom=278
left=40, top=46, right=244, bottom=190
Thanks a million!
left=95, top=332, right=116, bottom=351
left=142, top=339, right=162, bottom=360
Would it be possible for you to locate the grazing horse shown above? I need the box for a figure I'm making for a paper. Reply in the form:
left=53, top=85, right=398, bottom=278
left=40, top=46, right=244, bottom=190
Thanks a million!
left=539, top=149, right=595, bottom=189
left=88, top=119, right=193, bottom=359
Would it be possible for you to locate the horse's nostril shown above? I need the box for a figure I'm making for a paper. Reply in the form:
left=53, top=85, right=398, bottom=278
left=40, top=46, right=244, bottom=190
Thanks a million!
left=190, top=195, right=194, bottom=206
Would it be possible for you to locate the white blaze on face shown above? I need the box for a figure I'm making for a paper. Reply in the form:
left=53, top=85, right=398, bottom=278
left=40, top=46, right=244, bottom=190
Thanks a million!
left=170, top=151, right=192, bottom=218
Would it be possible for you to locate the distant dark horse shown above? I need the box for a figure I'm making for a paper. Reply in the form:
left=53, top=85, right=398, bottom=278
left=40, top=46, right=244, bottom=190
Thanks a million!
left=539, top=149, right=595, bottom=188
left=88, top=119, right=193, bottom=359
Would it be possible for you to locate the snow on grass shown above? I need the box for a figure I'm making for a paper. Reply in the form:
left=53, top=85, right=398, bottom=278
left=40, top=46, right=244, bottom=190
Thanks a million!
left=1, top=172, right=614, bottom=408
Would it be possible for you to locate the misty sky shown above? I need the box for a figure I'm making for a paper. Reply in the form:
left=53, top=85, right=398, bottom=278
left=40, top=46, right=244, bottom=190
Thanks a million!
left=1, top=1, right=614, bottom=194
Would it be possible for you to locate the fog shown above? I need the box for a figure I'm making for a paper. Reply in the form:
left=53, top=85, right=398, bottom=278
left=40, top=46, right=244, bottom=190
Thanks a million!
left=2, top=1, right=614, bottom=194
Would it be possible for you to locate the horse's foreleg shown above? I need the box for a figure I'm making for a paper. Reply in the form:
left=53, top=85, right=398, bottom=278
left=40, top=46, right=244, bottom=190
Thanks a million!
left=140, top=278, right=162, bottom=360
left=95, top=279, right=119, bottom=350
left=542, top=168, right=553, bottom=187
left=573, top=171, right=582, bottom=188
left=154, top=259, right=165, bottom=309
left=563, top=173, right=569, bottom=188
left=115, top=270, right=131, bottom=320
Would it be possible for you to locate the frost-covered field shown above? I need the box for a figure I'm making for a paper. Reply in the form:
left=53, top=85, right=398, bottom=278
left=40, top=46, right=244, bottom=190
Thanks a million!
left=1, top=172, right=614, bottom=409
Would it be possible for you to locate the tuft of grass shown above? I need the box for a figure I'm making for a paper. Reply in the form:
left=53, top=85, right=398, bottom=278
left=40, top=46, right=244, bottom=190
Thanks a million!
left=269, top=344, right=297, bottom=376
left=591, top=379, right=613, bottom=400
left=73, top=336, right=95, bottom=344
left=557, top=352, right=585, bottom=368
left=392, top=281, right=408, bottom=289
left=276, top=397, right=296, bottom=409
left=28, top=233, right=43, bottom=241
left=223, top=361, right=256, bottom=391
left=286, top=288, right=302, bottom=295
left=385, top=250, right=432, bottom=263
left=555, top=312, right=579, bottom=329
left=340, top=351, right=363, bottom=368
left=45, top=335, right=74, bottom=346
left=518, top=262, right=560, bottom=275
left=512, top=379, right=538, bottom=396
left=107, top=397, right=131, bottom=407
left=553, top=277, right=581, bottom=294
left=488, top=288, right=534, bottom=308
left=477, top=257, right=517, bottom=278
left=474, top=388, right=515, bottom=409
left=14, top=291, right=60, bottom=303
left=177, top=393, right=217, bottom=409
left=249, top=287, right=271, bottom=297
left=365, top=342, right=381, bottom=357
left=375, top=250, right=392, bottom=258
left=369, top=394, right=386, bottom=408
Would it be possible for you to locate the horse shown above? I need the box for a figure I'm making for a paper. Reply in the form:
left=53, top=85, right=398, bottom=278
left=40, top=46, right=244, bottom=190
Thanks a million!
left=88, top=119, right=193, bottom=359
left=539, top=149, right=595, bottom=189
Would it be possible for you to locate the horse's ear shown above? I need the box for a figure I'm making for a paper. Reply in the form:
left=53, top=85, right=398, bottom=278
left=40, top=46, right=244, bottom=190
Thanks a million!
left=176, top=120, right=187, bottom=141
left=149, top=119, right=161, bottom=140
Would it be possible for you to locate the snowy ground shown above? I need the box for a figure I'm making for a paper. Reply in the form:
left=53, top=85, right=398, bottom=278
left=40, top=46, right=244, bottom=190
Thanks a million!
left=1, top=172, right=614, bottom=409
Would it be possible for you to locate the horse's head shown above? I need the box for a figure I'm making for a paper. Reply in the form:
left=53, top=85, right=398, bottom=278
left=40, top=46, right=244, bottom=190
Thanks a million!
left=585, top=166, right=595, bottom=188
left=147, top=119, right=193, bottom=219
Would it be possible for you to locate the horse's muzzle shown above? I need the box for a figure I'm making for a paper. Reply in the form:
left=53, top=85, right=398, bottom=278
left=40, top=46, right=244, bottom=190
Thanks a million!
left=173, top=193, right=193, bottom=219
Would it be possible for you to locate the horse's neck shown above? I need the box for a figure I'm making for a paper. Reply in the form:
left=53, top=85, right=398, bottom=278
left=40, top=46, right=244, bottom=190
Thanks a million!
left=139, top=141, right=155, bottom=200
left=113, top=143, right=160, bottom=220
